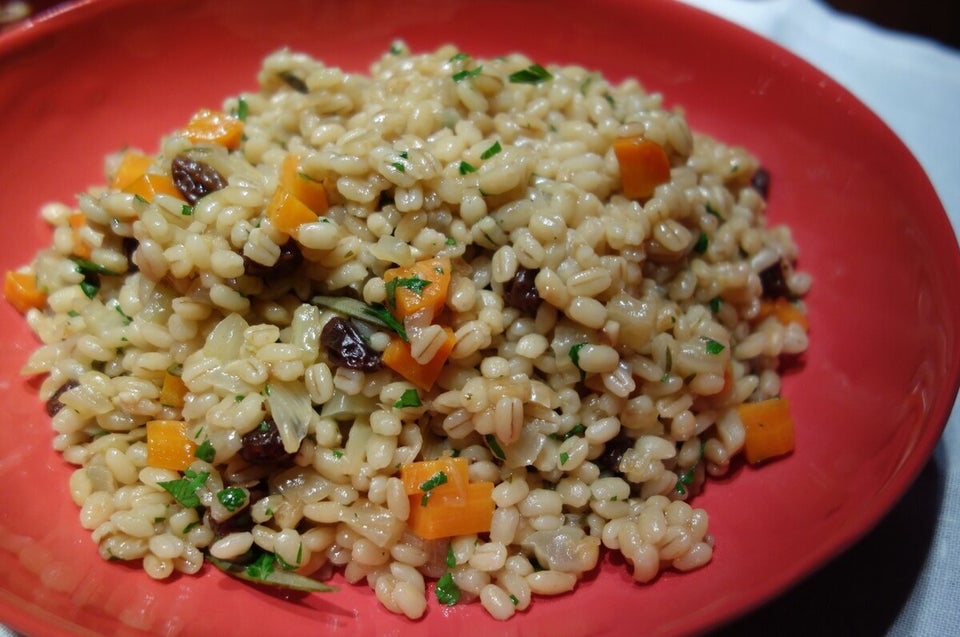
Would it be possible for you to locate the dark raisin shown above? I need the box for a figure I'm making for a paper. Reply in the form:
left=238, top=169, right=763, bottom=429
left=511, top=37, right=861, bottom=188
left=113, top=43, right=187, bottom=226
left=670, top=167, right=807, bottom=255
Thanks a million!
left=759, top=260, right=792, bottom=299
left=122, top=237, right=139, bottom=272
left=243, top=240, right=303, bottom=278
left=596, top=431, right=634, bottom=476
left=171, top=154, right=227, bottom=204
left=46, top=380, right=79, bottom=417
left=320, top=317, right=382, bottom=372
left=503, top=267, right=541, bottom=315
left=206, top=508, right=254, bottom=538
left=750, top=167, right=771, bottom=199
left=240, top=418, right=294, bottom=465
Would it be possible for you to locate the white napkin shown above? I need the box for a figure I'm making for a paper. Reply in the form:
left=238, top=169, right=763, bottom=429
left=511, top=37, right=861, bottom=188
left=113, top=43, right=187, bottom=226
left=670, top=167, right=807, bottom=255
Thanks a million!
left=680, top=1, right=960, bottom=635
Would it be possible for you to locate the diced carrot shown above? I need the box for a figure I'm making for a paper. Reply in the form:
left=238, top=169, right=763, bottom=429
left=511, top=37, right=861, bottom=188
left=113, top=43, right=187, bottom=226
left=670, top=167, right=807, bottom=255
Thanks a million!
left=400, top=457, right=470, bottom=506
left=146, top=420, right=198, bottom=471
left=381, top=327, right=455, bottom=391
left=266, top=186, right=319, bottom=235
left=612, top=136, right=671, bottom=199
left=382, top=257, right=452, bottom=321
left=737, top=397, right=795, bottom=464
left=159, top=372, right=188, bottom=408
left=183, top=109, right=244, bottom=150
left=279, top=154, right=329, bottom=215
left=4, top=271, right=46, bottom=313
left=406, top=480, right=495, bottom=540
left=757, top=298, right=809, bottom=331
left=69, top=212, right=92, bottom=259
left=123, top=172, right=182, bottom=203
left=111, top=150, right=154, bottom=190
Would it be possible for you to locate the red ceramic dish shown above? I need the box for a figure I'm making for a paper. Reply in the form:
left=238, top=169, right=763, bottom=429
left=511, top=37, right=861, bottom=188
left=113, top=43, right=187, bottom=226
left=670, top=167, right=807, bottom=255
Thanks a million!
left=0, top=0, right=957, bottom=635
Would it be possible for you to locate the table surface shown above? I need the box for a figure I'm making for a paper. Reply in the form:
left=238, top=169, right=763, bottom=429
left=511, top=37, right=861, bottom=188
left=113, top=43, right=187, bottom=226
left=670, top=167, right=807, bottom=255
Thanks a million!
left=1, top=1, right=958, bottom=636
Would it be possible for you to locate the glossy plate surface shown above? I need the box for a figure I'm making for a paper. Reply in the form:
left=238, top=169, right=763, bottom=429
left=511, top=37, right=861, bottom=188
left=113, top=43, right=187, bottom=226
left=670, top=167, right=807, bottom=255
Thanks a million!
left=1, top=1, right=958, bottom=635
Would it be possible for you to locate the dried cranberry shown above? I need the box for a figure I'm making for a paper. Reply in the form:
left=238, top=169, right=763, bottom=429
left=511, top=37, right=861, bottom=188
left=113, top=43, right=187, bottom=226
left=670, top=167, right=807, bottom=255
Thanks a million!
left=240, top=419, right=294, bottom=465
left=750, top=167, right=771, bottom=199
left=596, top=432, right=634, bottom=476
left=503, top=267, right=541, bottom=315
left=171, top=154, right=227, bottom=204
left=759, top=260, right=791, bottom=299
left=320, top=317, right=382, bottom=372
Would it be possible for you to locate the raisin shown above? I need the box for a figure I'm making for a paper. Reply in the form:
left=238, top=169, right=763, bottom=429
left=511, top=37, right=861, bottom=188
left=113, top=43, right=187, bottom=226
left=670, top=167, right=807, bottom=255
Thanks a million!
left=750, top=167, right=771, bottom=199
left=320, top=317, right=382, bottom=372
left=759, top=260, right=792, bottom=299
left=503, top=267, right=541, bottom=315
left=45, top=380, right=79, bottom=417
left=243, top=240, right=303, bottom=278
left=596, top=431, right=634, bottom=476
left=206, top=508, right=254, bottom=539
left=171, top=154, right=227, bottom=204
left=122, top=237, right=139, bottom=272
left=240, top=418, right=294, bottom=465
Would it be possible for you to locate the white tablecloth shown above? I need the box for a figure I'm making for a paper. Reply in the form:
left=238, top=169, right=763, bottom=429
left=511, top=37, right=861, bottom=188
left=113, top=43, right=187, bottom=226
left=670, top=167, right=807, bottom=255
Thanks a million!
left=679, top=1, right=960, bottom=635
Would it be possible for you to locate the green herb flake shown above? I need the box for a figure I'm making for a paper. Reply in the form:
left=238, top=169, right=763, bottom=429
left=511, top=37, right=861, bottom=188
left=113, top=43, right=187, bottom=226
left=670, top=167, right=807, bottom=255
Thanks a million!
left=79, top=278, right=99, bottom=299
left=69, top=256, right=118, bottom=277
left=510, top=594, right=520, bottom=606
left=452, top=65, right=483, bottom=82
left=449, top=52, right=470, bottom=63
left=559, top=452, right=570, bottom=466
left=709, top=296, right=722, bottom=314
left=234, top=97, right=249, bottom=122
left=181, top=204, right=194, bottom=216
left=445, top=236, right=458, bottom=246
left=693, top=232, right=709, bottom=254
left=480, top=140, right=502, bottom=159
left=134, top=194, right=149, bottom=204
left=419, top=471, right=449, bottom=506
left=194, top=439, right=216, bottom=462
left=391, top=161, right=406, bottom=173
left=705, top=338, right=726, bottom=355
left=217, top=487, right=247, bottom=512
left=389, top=41, right=407, bottom=56
left=550, top=423, right=586, bottom=442
left=458, top=160, right=477, bottom=175
left=705, top=202, right=722, bottom=219
left=508, top=63, right=553, bottom=84
left=445, top=544, right=457, bottom=569
left=332, top=450, right=344, bottom=459
left=67, top=310, right=80, bottom=318
left=114, top=304, right=132, bottom=325
left=157, top=469, right=209, bottom=508
left=568, top=342, right=588, bottom=380
left=244, top=552, right=276, bottom=580
left=603, top=93, right=616, bottom=106
left=385, top=275, right=432, bottom=309
left=394, top=388, right=422, bottom=409
left=485, top=434, right=506, bottom=460
left=435, top=572, right=461, bottom=606
left=363, top=303, right=408, bottom=341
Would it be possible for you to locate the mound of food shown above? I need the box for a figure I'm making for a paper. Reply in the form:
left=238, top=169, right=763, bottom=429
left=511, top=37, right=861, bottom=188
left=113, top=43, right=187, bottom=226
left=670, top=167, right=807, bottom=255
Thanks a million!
left=6, top=43, right=809, bottom=620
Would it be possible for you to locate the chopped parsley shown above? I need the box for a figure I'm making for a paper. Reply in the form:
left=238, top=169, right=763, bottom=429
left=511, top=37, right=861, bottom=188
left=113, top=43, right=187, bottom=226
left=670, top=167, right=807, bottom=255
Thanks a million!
left=114, top=304, right=132, bottom=325
left=390, top=161, right=406, bottom=173
left=550, top=423, right=586, bottom=442
left=389, top=41, right=407, bottom=56
left=217, top=487, right=247, bottom=512
left=435, top=572, right=461, bottom=606
left=445, top=236, right=458, bottom=246
left=693, top=232, right=709, bottom=254
left=332, top=450, right=344, bottom=459
left=458, top=160, right=477, bottom=174
left=69, top=256, right=118, bottom=277
left=480, top=140, right=502, bottom=159
left=484, top=434, right=506, bottom=460
left=508, top=63, right=552, bottom=84
left=277, top=70, right=308, bottom=94
left=709, top=296, right=722, bottom=314
left=67, top=310, right=80, bottom=318
left=445, top=544, right=457, bottom=569
left=363, top=303, right=408, bottom=341
left=419, top=471, right=448, bottom=506
left=452, top=66, right=483, bottom=82
left=449, top=52, right=470, bottom=63
left=559, top=452, right=570, bottom=466
left=705, top=202, right=722, bottom=219
left=233, top=97, right=248, bottom=121
left=79, top=277, right=99, bottom=299
left=194, top=440, right=216, bottom=462
left=705, top=338, right=726, bottom=355
left=133, top=194, right=149, bottom=204
left=568, top=342, right=588, bottom=379
left=510, top=594, right=520, bottom=606
left=394, top=388, right=422, bottom=409
left=385, top=275, right=432, bottom=309
left=244, top=552, right=276, bottom=580
left=181, top=204, right=194, bottom=216
left=158, top=470, right=209, bottom=508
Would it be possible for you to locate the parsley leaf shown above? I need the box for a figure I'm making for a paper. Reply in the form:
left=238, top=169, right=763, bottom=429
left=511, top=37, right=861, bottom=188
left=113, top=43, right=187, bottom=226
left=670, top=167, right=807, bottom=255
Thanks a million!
left=568, top=342, right=588, bottom=380
left=549, top=423, right=586, bottom=442
left=391, top=161, right=406, bottom=173
left=244, top=552, right=276, bottom=580
left=559, top=452, right=570, bottom=466
left=508, top=64, right=552, bottom=84
left=709, top=296, right=722, bottom=314
left=419, top=471, right=448, bottom=506
left=458, top=160, right=477, bottom=174
left=705, top=338, right=725, bottom=355
left=194, top=440, right=215, bottom=462
left=158, top=470, right=209, bottom=508
left=435, top=572, right=461, bottom=606
left=79, top=277, right=100, bottom=299
left=217, top=487, right=247, bottom=512
left=394, top=388, right=422, bottom=409
left=449, top=52, right=470, bottom=63
left=484, top=434, right=506, bottom=460
left=385, top=275, right=432, bottom=309
left=113, top=304, right=132, bottom=325
left=445, top=544, right=457, bottom=569
left=452, top=66, right=483, bottom=82
left=364, top=303, right=409, bottom=341
left=234, top=97, right=248, bottom=121
left=480, top=141, right=502, bottom=159
left=693, top=232, right=709, bottom=254
left=181, top=204, right=194, bottom=216
left=69, top=256, right=118, bottom=277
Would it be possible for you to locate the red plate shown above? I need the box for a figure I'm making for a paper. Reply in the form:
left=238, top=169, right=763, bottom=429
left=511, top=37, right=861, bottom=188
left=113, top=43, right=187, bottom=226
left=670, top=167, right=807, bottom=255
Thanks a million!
left=0, top=1, right=957, bottom=635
